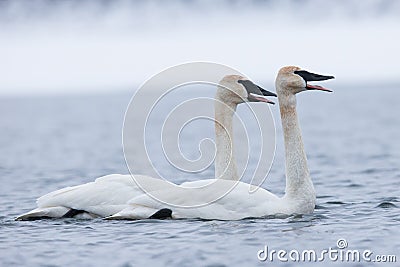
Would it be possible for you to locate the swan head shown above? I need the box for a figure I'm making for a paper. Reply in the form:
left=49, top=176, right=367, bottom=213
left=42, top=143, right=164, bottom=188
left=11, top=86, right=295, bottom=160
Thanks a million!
left=217, top=75, right=277, bottom=105
left=275, top=66, right=334, bottom=95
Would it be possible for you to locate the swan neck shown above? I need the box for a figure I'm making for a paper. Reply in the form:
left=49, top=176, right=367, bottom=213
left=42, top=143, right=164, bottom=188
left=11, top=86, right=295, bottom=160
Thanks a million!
left=214, top=95, right=238, bottom=180
left=278, top=92, right=314, bottom=199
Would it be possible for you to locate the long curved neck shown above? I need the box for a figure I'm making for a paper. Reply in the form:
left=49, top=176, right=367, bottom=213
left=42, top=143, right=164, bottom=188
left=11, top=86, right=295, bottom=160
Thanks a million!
left=278, top=92, right=314, bottom=199
left=214, top=94, right=239, bottom=180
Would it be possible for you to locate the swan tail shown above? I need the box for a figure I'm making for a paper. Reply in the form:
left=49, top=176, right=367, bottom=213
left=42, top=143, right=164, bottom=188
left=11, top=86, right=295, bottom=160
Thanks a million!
left=148, top=208, right=172, bottom=219
left=15, top=207, right=101, bottom=221
left=105, top=206, right=171, bottom=220
left=15, top=206, right=70, bottom=221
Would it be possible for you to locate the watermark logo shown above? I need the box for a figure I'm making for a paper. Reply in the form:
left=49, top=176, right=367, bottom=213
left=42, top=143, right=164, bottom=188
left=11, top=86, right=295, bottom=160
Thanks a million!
left=257, top=238, right=397, bottom=263
left=336, top=238, right=348, bottom=249
left=123, top=62, right=276, bottom=207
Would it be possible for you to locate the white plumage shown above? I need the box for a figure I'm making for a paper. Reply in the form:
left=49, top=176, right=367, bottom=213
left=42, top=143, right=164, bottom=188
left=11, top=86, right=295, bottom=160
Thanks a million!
left=105, top=67, right=334, bottom=220
left=17, top=69, right=333, bottom=221
left=16, top=174, right=168, bottom=220
left=16, top=74, right=274, bottom=220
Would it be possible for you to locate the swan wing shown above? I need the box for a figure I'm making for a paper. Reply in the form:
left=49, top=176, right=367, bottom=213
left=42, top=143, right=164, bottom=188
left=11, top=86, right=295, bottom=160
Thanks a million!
left=16, top=174, right=170, bottom=220
left=109, top=179, right=282, bottom=220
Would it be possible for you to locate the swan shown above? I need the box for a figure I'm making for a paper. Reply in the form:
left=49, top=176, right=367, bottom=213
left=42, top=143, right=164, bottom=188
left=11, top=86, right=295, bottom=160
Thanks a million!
left=214, top=75, right=276, bottom=181
left=106, top=66, right=334, bottom=220
left=15, top=75, right=276, bottom=220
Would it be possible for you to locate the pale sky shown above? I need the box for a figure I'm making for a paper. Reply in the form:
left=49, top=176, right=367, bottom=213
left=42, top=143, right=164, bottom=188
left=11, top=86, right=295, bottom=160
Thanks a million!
left=1, top=0, right=399, bottom=95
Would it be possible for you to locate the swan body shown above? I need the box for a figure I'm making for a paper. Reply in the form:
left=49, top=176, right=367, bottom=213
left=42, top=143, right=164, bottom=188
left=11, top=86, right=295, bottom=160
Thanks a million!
left=107, top=179, right=311, bottom=220
left=106, top=66, right=334, bottom=220
left=15, top=174, right=168, bottom=220
left=16, top=75, right=275, bottom=220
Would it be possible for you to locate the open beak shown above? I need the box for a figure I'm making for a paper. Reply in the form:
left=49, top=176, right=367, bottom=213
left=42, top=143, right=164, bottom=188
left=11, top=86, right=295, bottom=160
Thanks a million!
left=248, top=93, right=275, bottom=104
left=238, top=80, right=277, bottom=104
left=294, top=70, right=334, bottom=92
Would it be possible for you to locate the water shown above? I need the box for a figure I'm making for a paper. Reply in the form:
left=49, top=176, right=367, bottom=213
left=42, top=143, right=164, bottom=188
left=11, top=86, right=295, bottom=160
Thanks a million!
left=0, top=86, right=399, bottom=266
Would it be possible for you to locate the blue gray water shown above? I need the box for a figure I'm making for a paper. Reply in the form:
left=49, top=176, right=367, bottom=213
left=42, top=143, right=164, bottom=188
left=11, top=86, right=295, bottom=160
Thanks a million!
left=0, top=85, right=399, bottom=266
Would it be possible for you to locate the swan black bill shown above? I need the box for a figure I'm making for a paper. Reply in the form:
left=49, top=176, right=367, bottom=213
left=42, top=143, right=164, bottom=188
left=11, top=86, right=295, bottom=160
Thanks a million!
left=294, top=70, right=334, bottom=92
left=237, top=79, right=277, bottom=104
left=294, top=70, right=334, bottom=82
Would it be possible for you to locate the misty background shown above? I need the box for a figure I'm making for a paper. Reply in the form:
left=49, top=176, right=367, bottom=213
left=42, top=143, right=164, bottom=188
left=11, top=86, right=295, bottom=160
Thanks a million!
left=1, top=0, right=399, bottom=96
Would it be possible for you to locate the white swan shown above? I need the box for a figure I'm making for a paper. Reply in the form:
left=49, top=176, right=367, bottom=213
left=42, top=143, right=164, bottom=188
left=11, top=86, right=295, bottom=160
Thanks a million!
left=15, top=75, right=275, bottom=220
left=214, top=75, right=276, bottom=180
left=107, top=66, right=334, bottom=220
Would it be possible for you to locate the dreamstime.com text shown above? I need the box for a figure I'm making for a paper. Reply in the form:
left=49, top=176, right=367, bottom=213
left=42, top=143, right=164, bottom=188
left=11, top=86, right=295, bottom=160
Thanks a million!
left=257, top=239, right=397, bottom=263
